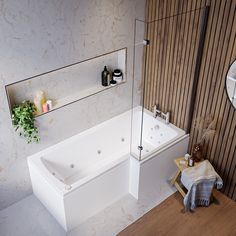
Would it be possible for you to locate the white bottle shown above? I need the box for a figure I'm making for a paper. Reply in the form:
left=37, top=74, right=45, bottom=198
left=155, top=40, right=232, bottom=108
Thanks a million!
left=34, top=90, right=45, bottom=115
left=46, top=100, right=53, bottom=110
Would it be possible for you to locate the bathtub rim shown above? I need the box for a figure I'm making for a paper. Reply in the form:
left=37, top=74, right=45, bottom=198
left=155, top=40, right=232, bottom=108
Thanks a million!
left=27, top=107, right=132, bottom=161
left=130, top=134, right=190, bottom=165
left=133, top=107, right=186, bottom=135
left=131, top=132, right=187, bottom=160
left=130, top=107, right=186, bottom=160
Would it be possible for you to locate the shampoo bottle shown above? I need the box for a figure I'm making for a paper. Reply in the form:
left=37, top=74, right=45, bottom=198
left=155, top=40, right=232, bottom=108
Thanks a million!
left=34, top=90, right=46, bottom=115
left=101, top=66, right=110, bottom=86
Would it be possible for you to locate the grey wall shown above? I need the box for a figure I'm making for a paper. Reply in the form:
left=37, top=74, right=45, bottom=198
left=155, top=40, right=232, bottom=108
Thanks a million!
left=0, top=0, right=145, bottom=210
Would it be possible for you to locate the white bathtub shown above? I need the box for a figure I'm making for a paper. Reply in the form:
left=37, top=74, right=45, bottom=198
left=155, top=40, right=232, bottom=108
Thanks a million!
left=28, top=107, right=189, bottom=231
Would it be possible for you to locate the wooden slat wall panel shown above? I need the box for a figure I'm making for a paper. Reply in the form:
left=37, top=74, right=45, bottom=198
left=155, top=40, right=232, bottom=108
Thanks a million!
left=144, top=1, right=205, bottom=129
left=144, top=0, right=236, bottom=200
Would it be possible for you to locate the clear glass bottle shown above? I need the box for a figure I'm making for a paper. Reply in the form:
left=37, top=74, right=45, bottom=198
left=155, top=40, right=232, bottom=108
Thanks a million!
left=188, top=156, right=195, bottom=167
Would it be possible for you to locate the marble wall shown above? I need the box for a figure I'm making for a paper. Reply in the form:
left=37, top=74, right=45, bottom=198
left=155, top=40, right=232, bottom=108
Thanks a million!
left=0, top=0, right=145, bottom=210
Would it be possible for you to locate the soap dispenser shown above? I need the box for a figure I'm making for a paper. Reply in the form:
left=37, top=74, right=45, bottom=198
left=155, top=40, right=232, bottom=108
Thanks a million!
left=101, top=66, right=111, bottom=86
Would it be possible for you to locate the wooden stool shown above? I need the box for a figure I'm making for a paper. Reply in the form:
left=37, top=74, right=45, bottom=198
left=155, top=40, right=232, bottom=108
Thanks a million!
left=171, top=157, right=203, bottom=197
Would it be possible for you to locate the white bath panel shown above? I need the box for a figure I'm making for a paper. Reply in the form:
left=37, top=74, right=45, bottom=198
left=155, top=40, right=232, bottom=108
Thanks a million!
left=129, top=135, right=189, bottom=200
left=138, top=136, right=189, bottom=200
left=29, top=158, right=130, bottom=231
left=28, top=163, right=67, bottom=230
left=64, top=159, right=130, bottom=230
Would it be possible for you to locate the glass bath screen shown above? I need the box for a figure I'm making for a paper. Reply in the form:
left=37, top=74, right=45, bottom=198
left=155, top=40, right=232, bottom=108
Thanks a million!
left=130, top=19, right=147, bottom=160
left=131, top=7, right=207, bottom=161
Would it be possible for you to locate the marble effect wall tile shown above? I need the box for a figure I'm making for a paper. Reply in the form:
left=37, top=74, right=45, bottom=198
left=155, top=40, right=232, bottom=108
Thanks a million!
left=0, top=0, right=145, bottom=209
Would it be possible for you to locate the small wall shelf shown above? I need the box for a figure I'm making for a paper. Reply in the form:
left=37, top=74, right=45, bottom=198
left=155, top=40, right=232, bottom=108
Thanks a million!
left=5, top=48, right=127, bottom=117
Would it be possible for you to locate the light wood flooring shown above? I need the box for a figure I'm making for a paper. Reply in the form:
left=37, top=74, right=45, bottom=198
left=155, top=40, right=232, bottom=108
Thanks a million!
left=118, top=190, right=236, bottom=236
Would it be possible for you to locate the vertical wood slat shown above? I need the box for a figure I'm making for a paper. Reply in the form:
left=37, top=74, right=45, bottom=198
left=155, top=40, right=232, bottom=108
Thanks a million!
left=144, top=0, right=236, bottom=201
left=169, top=0, right=185, bottom=126
left=186, top=2, right=209, bottom=133
left=179, top=0, right=201, bottom=130
left=161, top=5, right=170, bottom=113
left=176, top=0, right=195, bottom=128
left=165, top=0, right=179, bottom=112
left=171, top=0, right=189, bottom=126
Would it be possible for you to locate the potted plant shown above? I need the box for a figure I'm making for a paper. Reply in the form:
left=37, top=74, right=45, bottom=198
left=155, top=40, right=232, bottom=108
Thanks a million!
left=192, top=115, right=217, bottom=162
left=12, top=100, right=40, bottom=143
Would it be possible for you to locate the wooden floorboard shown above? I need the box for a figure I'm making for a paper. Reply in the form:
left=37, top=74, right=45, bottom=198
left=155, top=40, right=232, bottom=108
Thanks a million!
left=118, top=191, right=236, bottom=236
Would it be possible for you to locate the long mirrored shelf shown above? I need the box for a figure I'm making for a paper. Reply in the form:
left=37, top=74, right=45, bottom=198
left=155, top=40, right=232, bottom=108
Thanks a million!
left=5, top=48, right=127, bottom=117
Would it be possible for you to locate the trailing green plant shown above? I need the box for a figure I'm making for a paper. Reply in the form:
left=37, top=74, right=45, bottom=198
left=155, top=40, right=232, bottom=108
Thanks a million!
left=12, top=100, right=40, bottom=143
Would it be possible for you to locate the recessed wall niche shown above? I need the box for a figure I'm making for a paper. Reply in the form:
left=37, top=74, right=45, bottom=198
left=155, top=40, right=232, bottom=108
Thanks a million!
left=5, top=48, right=127, bottom=117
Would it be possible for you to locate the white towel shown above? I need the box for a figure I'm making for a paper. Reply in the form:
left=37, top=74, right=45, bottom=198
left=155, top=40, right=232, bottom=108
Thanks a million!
left=181, top=160, right=222, bottom=190
left=181, top=160, right=223, bottom=210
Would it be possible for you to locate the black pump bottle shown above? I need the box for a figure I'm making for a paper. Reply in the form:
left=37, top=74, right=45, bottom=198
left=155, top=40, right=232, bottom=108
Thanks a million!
left=101, top=66, right=110, bottom=86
